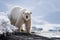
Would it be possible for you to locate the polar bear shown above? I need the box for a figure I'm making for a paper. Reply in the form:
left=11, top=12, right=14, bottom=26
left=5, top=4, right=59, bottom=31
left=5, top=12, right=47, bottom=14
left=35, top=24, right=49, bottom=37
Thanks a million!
left=9, top=6, right=32, bottom=33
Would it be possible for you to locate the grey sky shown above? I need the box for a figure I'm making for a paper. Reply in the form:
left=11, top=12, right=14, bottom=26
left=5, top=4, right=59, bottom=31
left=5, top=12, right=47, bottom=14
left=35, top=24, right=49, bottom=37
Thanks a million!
left=0, top=0, right=60, bottom=24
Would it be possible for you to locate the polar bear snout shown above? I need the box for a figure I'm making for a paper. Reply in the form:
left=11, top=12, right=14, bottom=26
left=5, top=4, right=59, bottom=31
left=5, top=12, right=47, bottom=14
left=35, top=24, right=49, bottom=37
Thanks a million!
left=26, top=16, right=28, bottom=19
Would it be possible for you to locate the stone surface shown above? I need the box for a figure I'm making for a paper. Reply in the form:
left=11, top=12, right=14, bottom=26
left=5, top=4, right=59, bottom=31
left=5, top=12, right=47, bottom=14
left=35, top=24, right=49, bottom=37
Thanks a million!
left=0, top=32, right=60, bottom=40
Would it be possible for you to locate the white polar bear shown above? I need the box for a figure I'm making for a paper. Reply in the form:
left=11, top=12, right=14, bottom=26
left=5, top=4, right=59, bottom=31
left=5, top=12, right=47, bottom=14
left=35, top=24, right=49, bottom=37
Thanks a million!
left=9, top=6, right=32, bottom=33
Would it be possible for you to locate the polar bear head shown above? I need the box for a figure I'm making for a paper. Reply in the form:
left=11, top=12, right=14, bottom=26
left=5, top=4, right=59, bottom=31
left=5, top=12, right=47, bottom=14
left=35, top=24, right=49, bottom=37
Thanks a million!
left=22, top=10, right=32, bottom=21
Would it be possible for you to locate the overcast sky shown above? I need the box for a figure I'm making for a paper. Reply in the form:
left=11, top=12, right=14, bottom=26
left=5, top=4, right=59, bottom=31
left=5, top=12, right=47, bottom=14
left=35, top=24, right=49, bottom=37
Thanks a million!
left=0, top=0, right=60, bottom=25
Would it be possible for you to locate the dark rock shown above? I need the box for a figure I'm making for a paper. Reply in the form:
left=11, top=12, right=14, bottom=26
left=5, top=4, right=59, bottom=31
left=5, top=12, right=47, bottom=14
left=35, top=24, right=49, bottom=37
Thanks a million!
left=0, top=31, right=60, bottom=40
left=50, top=37, right=60, bottom=40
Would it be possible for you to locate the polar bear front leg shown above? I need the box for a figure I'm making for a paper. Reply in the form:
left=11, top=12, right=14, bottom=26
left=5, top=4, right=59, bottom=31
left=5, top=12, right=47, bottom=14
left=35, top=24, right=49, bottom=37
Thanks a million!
left=25, top=19, right=31, bottom=33
left=15, top=19, right=24, bottom=32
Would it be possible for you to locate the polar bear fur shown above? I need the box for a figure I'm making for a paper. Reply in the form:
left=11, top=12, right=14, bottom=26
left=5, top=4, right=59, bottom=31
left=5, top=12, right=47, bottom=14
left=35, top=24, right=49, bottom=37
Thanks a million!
left=9, top=6, right=32, bottom=33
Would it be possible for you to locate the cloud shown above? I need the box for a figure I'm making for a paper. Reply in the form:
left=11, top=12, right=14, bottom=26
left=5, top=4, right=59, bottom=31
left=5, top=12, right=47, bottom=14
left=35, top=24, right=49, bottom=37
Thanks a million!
left=0, top=2, right=8, bottom=12
left=32, top=0, right=60, bottom=16
left=32, top=16, right=60, bottom=31
left=44, top=11, right=60, bottom=24
left=1, top=0, right=39, bottom=11
left=1, top=0, right=60, bottom=15
left=32, top=0, right=60, bottom=24
left=0, top=12, right=7, bottom=16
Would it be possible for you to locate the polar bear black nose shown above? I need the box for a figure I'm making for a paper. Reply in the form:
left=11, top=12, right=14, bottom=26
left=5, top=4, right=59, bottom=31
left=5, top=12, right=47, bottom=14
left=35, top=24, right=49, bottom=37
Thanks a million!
left=26, top=16, right=28, bottom=19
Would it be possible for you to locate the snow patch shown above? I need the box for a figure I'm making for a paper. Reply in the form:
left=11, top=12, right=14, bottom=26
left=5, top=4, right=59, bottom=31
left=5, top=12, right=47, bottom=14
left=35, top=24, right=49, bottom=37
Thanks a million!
left=0, top=15, right=18, bottom=34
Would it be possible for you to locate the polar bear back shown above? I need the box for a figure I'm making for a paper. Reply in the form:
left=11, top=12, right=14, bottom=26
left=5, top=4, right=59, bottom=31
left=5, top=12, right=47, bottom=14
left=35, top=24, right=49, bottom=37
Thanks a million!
left=10, top=7, right=23, bottom=20
left=9, top=7, right=31, bottom=21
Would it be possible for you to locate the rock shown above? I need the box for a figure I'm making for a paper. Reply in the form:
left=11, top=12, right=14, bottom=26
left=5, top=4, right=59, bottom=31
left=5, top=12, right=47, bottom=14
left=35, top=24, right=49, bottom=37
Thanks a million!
left=0, top=32, right=50, bottom=40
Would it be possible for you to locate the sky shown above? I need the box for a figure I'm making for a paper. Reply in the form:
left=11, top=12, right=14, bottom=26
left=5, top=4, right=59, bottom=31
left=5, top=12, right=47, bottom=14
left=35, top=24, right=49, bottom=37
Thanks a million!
left=0, top=0, right=60, bottom=31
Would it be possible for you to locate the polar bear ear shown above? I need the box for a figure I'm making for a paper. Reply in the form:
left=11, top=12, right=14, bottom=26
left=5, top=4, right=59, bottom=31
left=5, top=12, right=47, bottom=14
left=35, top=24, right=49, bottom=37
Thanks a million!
left=30, top=12, right=32, bottom=14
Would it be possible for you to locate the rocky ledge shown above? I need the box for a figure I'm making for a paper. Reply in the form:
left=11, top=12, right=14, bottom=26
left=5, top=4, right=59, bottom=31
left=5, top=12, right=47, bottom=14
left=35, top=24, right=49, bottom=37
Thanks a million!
left=0, top=31, right=60, bottom=40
